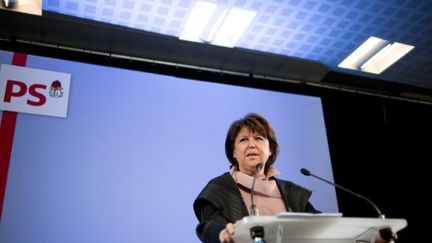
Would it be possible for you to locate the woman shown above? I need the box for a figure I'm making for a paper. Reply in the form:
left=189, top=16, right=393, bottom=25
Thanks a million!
left=193, top=113, right=320, bottom=243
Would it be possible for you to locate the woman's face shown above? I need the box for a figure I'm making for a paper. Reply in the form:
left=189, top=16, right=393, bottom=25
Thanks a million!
left=233, top=126, right=271, bottom=176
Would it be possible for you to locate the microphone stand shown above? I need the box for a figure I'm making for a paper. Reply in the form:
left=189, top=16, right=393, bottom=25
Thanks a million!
left=250, top=164, right=261, bottom=217
left=300, top=168, right=398, bottom=243
left=250, top=164, right=265, bottom=243
left=300, top=168, right=386, bottom=219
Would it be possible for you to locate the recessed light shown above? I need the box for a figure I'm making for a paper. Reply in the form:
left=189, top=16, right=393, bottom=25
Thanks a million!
left=338, top=36, right=414, bottom=74
left=338, top=37, right=389, bottom=70
left=361, top=42, right=415, bottom=74
left=180, top=1, right=256, bottom=48
left=179, top=1, right=218, bottom=43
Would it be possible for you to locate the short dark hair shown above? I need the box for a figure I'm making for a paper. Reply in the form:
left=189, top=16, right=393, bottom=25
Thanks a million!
left=225, top=113, right=279, bottom=174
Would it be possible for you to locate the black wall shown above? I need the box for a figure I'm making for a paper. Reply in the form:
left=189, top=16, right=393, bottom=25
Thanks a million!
left=323, top=93, right=432, bottom=243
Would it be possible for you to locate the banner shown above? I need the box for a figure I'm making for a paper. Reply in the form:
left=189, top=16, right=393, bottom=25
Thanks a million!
left=0, top=64, right=71, bottom=118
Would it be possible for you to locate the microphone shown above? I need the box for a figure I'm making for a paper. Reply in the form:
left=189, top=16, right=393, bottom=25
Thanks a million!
left=250, top=163, right=262, bottom=216
left=300, top=168, right=386, bottom=219
left=250, top=164, right=266, bottom=243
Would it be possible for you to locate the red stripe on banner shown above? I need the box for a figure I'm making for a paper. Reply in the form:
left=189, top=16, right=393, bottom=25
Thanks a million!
left=0, top=53, right=27, bottom=220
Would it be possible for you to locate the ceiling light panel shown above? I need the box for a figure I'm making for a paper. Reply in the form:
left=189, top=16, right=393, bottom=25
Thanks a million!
left=361, top=42, right=415, bottom=74
left=210, top=8, right=256, bottom=47
left=338, top=36, right=415, bottom=75
left=338, top=37, right=389, bottom=70
left=180, top=1, right=256, bottom=48
left=179, top=1, right=217, bottom=42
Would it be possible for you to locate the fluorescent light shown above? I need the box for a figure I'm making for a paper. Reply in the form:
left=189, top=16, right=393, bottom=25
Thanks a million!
left=179, top=1, right=217, bottom=42
left=180, top=1, right=256, bottom=48
left=210, top=8, right=256, bottom=48
left=200, top=8, right=229, bottom=43
left=1, top=0, right=42, bottom=15
left=361, top=42, right=415, bottom=74
left=338, top=36, right=415, bottom=75
left=338, top=37, right=389, bottom=70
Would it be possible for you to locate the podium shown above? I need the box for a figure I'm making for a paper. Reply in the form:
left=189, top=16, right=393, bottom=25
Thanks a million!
left=232, top=213, right=407, bottom=243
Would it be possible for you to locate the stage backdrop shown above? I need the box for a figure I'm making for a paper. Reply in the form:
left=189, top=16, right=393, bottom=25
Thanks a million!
left=0, top=50, right=337, bottom=243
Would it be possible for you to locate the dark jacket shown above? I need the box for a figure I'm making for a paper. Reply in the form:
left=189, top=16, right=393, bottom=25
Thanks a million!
left=193, top=172, right=320, bottom=243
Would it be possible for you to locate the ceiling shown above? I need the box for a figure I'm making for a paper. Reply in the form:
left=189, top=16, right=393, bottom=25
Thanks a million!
left=1, top=0, right=432, bottom=102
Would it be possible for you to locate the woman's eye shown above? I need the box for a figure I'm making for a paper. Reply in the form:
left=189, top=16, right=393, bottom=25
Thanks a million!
left=256, top=136, right=264, bottom=140
left=239, top=138, right=247, bottom=142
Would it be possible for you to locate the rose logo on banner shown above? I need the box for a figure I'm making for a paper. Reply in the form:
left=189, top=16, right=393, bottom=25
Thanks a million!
left=0, top=64, right=71, bottom=118
left=49, top=80, right=64, bottom=98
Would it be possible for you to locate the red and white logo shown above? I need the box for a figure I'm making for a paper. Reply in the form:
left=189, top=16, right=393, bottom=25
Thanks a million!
left=0, top=64, right=71, bottom=118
